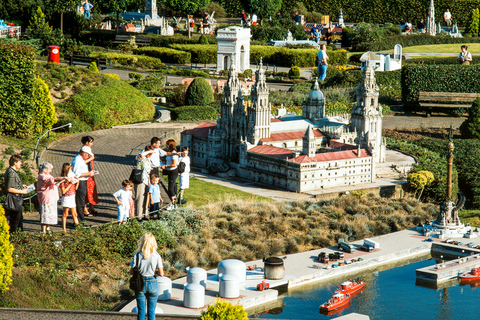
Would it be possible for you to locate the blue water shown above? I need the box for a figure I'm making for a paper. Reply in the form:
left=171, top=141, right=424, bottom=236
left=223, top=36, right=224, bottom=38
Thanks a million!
left=253, top=258, right=480, bottom=320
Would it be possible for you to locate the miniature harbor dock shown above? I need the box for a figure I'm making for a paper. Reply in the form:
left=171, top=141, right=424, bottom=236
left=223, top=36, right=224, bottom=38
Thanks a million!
left=416, top=243, right=480, bottom=284
left=119, top=228, right=440, bottom=317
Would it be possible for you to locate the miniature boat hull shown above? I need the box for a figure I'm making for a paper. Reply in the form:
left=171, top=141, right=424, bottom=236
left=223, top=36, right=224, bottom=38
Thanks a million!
left=319, top=293, right=350, bottom=312
left=459, top=268, right=480, bottom=282
left=337, top=280, right=366, bottom=295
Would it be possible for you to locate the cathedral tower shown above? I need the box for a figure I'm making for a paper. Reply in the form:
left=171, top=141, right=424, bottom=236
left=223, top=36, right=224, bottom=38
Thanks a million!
left=248, top=58, right=271, bottom=144
left=303, top=125, right=316, bottom=157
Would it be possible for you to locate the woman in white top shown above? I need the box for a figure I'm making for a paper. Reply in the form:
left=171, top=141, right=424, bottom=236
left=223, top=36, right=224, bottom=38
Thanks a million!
left=458, top=45, right=472, bottom=65
left=130, top=232, right=164, bottom=320
left=161, top=139, right=179, bottom=210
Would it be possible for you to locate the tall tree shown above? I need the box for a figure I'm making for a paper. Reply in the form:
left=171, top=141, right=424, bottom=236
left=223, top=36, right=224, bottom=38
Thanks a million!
left=46, top=0, right=82, bottom=33
left=248, top=0, right=282, bottom=21
left=165, top=0, right=210, bottom=38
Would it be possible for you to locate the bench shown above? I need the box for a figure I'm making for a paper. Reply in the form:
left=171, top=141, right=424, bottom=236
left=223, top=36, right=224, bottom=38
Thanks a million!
left=64, top=55, right=108, bottom=70
left=418, top=92, right=480, bottom=116
left=112, top=34, right=151, bottom=46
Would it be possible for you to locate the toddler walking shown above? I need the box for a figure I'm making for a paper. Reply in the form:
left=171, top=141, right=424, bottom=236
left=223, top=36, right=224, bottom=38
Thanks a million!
left=148, top=174, right=163, bottom=219
left=113, top=180, right=134, bottom=224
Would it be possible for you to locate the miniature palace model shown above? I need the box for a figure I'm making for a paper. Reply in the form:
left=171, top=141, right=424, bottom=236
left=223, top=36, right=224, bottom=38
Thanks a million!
left=181, top=60, right=386, bottom=192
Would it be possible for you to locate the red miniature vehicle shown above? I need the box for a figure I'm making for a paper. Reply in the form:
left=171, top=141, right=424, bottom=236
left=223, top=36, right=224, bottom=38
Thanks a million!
left=257, top=280, right=270, bottom=291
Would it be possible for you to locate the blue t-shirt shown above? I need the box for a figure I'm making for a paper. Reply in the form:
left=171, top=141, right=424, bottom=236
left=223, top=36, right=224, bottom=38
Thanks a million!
left=148, top=184, right=161, bottom=203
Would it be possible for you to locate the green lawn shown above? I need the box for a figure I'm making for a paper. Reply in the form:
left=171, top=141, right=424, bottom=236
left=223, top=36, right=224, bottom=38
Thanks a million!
left=181, top=176, right=272, bottom=207
left=381, top=43, right=480, bottom=54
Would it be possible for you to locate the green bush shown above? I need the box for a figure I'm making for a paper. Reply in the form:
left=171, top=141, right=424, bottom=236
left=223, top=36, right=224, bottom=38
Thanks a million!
left=135, top=73, right=165, bottom=96
left=186, top=78, right=214, bottom=106
left=198, top=34, right=209, bottom=45
left=5, top=147, right=15, bottom=155
left=128, top=72, right=143, bottom=80
left=90, top=52, right=165, bottom=69
left=200, top=299, right=248, bottom=320
left=0, top=205, right=13, bottom=293
left=149, top=34, right=217, bottom=47
left=172, top=105, right=218, bottom=121
left=133, top=47, right=191, bottom=64
left=33, top=78, right=57, bottom=134
left=60, top=75, right=155, bottom=129
left=250, top=46, right=347, bottom=67
left=289, top=66, right=301, bottom=79
left=402, top=65, right=480, bottom=112
left=104, top=73, right=120, bottom=80
left=169, top=44, right=217, bottom=64
left=460, top=98, right=480, bottom=139
left=0, top=40, right=37, bottom=138
left=78, top=30, right=116, bottom=47
left=405, top=56, right=480, bottom=65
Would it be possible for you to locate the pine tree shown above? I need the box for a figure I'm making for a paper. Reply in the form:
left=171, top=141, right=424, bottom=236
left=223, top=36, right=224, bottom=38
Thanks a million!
left=33, top=78, right=57, bottom=134
left=27, top=7, right=53, bottom=39
left=467, top=8, right=480, bottom=37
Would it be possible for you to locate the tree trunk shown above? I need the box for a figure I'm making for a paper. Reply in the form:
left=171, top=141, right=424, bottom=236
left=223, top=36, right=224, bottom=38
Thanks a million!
left=61, top=12, right=64, bottom=33
left=116, top=12, right=120, bottom=33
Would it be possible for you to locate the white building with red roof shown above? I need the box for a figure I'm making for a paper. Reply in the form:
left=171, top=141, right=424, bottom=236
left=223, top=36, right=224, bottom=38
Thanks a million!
left=181, top=60, right=386, bottom=192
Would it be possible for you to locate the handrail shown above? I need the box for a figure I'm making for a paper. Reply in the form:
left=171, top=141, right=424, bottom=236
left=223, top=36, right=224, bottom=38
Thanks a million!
left=33, top=123, right=72, bottom=168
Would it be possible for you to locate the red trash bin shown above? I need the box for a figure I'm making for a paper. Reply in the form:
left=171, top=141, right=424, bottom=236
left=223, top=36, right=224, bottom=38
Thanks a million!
left=47, top=46, right=60, bottom=64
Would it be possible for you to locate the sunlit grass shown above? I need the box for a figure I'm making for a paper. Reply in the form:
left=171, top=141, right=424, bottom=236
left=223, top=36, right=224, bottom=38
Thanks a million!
left=458, top=209, right=480, bottom=227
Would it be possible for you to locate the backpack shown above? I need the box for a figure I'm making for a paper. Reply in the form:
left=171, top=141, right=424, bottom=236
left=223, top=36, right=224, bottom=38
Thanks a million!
left=178, top=159, right=186, bottom=174
left=129, top=253, right=144, bottom=292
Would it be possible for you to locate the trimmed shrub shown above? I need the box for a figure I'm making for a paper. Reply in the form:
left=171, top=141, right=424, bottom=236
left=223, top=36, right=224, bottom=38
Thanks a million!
left=60, top=75, right=155, bottom=129
left=405, top=56, right=480, bottom=65
left=289, top=66, right=301, bottom=79
left=169, top=44, right=217, bottom=64
left=172, top=106, right=217, bottom=121
left=33, top=78, right=57, bottom=134
left=467, top=8, right=480, bottom=37
left=198, top=35, right=209, bottom=45
left=200, top=299, right=248, bottom=320
left=460, top=98, right=480, bottom=139
left=129, top=72, right=143, bottom=80
left=104, top=73, right=120, bottom=80
left=149, top=34, right=217, bottom=47
left=90, top=52, right=165, bottom=69
left=402, top=65, right=480, bottom=112
left=86, top=61, right=99, bottom=73
left=186, top=77, right=214, bottom=106
left=133, top=47, right=191, bottom=64
left=135, top=73, right=165, bottom=96
left=0, top=205, right=13, bottom=292
left=0, top=41, right=37, bottom=138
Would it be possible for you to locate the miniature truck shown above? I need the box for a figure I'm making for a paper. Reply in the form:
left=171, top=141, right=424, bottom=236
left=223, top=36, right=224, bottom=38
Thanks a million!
left=338, top=238, right=355, bottom=253
left=364, top=238, right=380, bottom=249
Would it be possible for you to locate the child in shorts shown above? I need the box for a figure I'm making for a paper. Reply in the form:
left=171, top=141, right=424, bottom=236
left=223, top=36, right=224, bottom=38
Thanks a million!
left=178, top=146, right=190, bottom=204
left=113, top=180, right=133, bottom=224
left=149, top=174, right=163, bottom=219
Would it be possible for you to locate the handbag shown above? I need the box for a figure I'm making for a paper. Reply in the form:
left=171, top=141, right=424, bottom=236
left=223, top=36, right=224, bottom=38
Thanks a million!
left=4, top=193, right=23, bottom=211
left=129, top=168, right=143, bottom=184
left=129, top=253, right=144, bottom=292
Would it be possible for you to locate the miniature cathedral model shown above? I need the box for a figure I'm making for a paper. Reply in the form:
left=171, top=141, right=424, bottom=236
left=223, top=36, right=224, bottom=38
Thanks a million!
left=182, top=59, right=386, bottom=192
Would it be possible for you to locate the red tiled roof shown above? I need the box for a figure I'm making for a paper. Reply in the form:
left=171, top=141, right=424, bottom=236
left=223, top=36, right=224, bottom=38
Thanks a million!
left=248, top=145, right=295, bottom=159
left=260, top=129, right=324, bottom=142
left=291, top=149, right=370, bottom=163
left=329, top=141, right=357, bottom=150
left=270, top=118, right=283, bottom=122
left=182, top=122, right=216, bottom=139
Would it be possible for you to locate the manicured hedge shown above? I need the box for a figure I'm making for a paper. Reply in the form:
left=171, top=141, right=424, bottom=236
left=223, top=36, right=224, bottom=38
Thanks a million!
left=133, top=47, right=191, bottom=64
left=172, top=105, right=218, bottom=121
left=0, top=41, right=37, bottom=138
left=402, top=65, right=480, bottom=112
left=405, top=56, right=480, bottom=65
left=149, top=34, right=217, bottom=47
left=78, top=30, right=117, bottom=47
left=90, top=52, right=165, bottom=69
left=354, top=34, right=480, bottom=52
left=169, top=44, right=217, bottom=64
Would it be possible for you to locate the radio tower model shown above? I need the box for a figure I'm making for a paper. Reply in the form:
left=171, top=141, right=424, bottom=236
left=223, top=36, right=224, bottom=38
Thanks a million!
left=427, top=0, right=436, bottom=36
left=433, top=126, right=464, bottom=229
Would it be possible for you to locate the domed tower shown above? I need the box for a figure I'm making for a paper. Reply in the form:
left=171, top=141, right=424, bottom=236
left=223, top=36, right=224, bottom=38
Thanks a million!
left=248, top=58, right=271, bottom=145
left=302, top=79, right=326, bottom=122
left=351, top=60, right=385, bottom=163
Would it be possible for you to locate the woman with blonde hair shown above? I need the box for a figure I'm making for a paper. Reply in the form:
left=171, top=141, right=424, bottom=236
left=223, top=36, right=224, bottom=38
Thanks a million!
left=130, top=232, right=164, bottom=320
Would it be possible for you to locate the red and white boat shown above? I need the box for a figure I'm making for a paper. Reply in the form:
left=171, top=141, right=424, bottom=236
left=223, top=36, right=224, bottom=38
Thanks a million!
left=459, top=268, right=480, bottom=282
left=336, top=279, right=366, bottom=295
left=319, top=292, right=350, bottom=312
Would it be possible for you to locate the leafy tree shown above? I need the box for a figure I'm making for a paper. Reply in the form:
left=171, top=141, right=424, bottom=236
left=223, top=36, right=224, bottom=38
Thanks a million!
left=467, top=8, right=480, bottom=37
left=0, top=205, right=14, bottom=293
left=33, top=78, right=57, bottom=134
left=248, top=0, right=282, bottom=21
left=460, top=98, right=480, bottom=139
left=28, top=7, right=53, bottom=40
left=186, top=77, right=214, bottom=106
left=288, top=66, right=300, bottom=79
